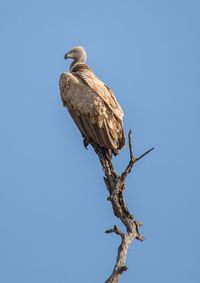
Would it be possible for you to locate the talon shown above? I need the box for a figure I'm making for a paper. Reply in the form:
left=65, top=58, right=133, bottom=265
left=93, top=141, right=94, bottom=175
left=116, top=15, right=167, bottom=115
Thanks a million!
left=83, top=138, right=89, bottom=150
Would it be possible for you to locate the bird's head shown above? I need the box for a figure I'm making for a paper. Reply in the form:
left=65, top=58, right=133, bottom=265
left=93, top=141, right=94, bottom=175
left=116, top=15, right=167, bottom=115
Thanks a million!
left=64, top=46, right=87, bottom=63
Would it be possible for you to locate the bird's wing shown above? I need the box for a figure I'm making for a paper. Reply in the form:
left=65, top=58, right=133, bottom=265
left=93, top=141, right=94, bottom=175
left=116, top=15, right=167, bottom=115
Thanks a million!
left=59, top=72, right=125, bottom=151
left=72, top=65, right=124, bottom=121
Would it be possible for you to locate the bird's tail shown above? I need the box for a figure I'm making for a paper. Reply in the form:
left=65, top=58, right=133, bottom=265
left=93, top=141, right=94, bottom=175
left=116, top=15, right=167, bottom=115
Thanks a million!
left=98, top=148, right=120, bottom=160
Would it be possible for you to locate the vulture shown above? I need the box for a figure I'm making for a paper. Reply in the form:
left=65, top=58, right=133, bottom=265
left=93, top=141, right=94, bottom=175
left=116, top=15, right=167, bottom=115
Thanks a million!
left=59, top=46, right=125, bottom=157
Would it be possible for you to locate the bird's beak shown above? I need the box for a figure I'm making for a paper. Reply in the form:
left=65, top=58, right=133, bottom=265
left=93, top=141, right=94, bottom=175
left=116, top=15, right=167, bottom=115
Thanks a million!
left=64, top=52, right=72, bottom=60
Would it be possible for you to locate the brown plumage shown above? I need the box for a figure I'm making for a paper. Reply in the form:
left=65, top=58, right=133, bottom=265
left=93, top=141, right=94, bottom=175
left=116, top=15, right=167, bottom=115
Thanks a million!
left=59, top=46, right=125, bottom=157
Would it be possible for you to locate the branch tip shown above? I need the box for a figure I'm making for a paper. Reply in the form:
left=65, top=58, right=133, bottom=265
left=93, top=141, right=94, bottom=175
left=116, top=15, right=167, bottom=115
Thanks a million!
left=136, top=147, right=154, bottom=161
left=136, top=235, right=145, bottom=242
left=128, top=130, right=134, bottom=158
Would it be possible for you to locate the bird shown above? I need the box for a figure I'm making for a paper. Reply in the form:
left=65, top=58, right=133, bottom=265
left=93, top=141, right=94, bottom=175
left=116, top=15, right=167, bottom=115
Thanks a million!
left=59, top=46, right=125, bottom=158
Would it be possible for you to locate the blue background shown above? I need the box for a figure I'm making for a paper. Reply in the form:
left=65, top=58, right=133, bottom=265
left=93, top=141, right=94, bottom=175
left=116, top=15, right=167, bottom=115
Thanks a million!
left=0, top=0, right=200, bottom=282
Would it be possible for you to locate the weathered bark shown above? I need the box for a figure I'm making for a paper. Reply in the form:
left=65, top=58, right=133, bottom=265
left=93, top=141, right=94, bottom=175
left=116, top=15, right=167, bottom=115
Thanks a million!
left=92, top=130, right=154, bottom=283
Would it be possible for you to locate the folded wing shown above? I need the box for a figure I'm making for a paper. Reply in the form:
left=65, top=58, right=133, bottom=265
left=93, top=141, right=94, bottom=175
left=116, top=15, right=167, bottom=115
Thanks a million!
left=59, top=65, right=125, bottom=153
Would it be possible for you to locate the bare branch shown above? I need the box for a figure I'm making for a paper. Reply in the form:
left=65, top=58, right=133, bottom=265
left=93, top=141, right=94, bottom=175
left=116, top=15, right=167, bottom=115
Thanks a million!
left=91, top=130, right=153, bottom=283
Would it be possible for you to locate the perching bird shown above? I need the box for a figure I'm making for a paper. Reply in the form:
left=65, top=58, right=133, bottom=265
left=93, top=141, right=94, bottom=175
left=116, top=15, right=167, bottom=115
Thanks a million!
left=59, top=46, right=125, bottom=157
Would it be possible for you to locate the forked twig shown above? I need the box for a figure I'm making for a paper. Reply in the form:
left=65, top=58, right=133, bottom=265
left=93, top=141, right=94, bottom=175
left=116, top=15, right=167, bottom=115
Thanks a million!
left=121, top=130, right=154, bottom=182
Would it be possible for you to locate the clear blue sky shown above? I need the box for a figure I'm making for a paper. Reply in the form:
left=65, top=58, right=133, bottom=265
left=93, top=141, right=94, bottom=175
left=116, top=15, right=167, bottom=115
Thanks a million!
left=0, top=0, right=199, bottom=282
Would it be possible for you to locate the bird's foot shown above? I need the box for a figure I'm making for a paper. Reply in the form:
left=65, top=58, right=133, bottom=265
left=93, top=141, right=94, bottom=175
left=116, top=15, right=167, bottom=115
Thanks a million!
left=83, top=138, right=89, bottom=150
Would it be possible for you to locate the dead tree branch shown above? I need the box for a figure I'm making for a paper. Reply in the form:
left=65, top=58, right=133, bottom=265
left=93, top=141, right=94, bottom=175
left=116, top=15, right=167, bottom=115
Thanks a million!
left=92, top=130, right=154, bottom=283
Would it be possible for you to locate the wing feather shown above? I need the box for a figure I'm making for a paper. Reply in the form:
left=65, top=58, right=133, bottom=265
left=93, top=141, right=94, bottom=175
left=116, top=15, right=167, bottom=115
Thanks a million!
left=90, top=123, right=106, bottom=148
left=79, top=115, right=95, bottom=143
left=68, top=107, right=88, bottom=138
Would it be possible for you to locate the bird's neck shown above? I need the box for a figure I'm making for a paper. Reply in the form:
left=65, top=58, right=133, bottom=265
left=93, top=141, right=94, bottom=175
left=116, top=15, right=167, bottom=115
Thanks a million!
left=70, top=53, right=86, bottom=72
